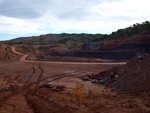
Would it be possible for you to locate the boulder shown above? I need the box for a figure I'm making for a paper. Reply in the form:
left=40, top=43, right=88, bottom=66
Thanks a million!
left=137, top=55, right=145, bottom=60
left=82, top=76, right=90, bottom=81
left=45, top=82, right=55, bottom=88
left=99, top=80, right=105, bottom=84
left=115, top=74, right=119, bottom=79
left=99, top=77, right=108, bottom=84
left=91, top=79, right=98, bottom=83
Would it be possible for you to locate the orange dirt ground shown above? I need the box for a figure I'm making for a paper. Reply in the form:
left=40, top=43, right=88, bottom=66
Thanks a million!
left=0, top=47, right=149, bottom=113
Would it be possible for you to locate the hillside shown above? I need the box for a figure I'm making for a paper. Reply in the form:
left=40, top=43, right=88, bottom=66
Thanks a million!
left=3, top=33, right=103, bottom=46
left=104, top=21, right=150, bottom=40
left=0, top=44, right=18, bottom=61
left=1, top=21, right=150, bottom=61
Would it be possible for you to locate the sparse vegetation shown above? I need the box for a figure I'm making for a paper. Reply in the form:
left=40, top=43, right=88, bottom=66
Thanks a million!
left=58, top=38, right=69, bottom=45
left=3, top=33, right=103, bottom=46
left=71, top=82, right=84, bottom=104
left=91, top=36, right=105, bottom=42
left=87, top=90, right=94, bottom=99
left=108, top=21, right=150, bottom=39
left=0, top=111, right=8, bottom=113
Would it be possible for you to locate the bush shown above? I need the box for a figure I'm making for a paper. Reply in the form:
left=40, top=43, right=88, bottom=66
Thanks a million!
left=71, top=82, right=84, bottom=104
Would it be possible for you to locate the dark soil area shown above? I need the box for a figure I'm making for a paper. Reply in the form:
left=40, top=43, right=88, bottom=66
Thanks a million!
left=63, top=51, right=136, bottom=60
left=90, top=56, right=150, bottom=93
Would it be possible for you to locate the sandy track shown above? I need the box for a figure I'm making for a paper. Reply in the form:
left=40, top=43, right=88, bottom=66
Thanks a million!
left=11, top=46, right=127, bottom=65
left=11, top=46, right=25, bottom=56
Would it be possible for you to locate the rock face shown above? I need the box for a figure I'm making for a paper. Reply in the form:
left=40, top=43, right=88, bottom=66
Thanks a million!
left=82, top=42, right=104, bottom=50
left=79, top=32, right=150, bottom=60
left=65, top=51, right=136, bottom=60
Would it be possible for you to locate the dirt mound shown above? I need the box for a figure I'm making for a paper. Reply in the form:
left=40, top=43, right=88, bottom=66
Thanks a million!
left=92, top=55, right=150, bottom=93
left=114, top=57, right=150, bottom=93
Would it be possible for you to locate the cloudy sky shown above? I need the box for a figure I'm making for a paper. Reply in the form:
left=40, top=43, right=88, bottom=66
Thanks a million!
left=0, top=0, right=150, bottom=41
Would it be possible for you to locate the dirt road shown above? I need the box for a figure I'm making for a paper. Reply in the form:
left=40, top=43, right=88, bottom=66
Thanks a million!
left=11, top=46, right=127, bottom=65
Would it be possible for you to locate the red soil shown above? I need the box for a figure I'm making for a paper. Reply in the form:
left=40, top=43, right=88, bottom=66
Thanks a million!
left=93, top=57, right=150, bottom=93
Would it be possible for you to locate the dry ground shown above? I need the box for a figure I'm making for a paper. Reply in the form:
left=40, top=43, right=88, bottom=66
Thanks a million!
left=0, top=60, right=149, bottom=113
left=0, top=46, right=149, bottom=113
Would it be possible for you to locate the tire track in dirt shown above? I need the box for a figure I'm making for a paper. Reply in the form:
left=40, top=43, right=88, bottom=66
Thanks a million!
left=24, top=63, right=44, bottom=95
left=25, top=63, right=36, bottom=84
left=34, top=64, right=44, bottom=89
left=26, top=68, right=102, bottom=87
left=48, top=68, right=101, bottom=82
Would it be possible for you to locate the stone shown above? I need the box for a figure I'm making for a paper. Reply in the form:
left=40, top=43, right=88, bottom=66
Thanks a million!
left=82, top=76, right=90, bottom=81
left=91, top=79, right=98, bottom=83
left=98, top=77, right=102, bottom=80
left=99, top=79, right=105, bottom=84
left=45, top=82, right=55, bottom=88
left=137, top=55, right=145, bottom=60
left=104, top=77, right=108, bottom=81
left=115, top=74, right=119, bottom=78
left=86, top=74, right=93, bottom=79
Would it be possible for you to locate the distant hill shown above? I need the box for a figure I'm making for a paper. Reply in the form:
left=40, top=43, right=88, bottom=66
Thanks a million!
left=3, top=33, right=103, bottom=46
left=2, top=21, right=150, bottom=46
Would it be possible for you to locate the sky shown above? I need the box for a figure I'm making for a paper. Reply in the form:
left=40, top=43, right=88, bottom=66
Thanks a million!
left=0, top=0, right=150, bottom=41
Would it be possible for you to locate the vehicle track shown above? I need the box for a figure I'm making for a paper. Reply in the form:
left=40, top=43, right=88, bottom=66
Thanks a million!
left=26, top=68, right=103, bottom=88
left=34, top=64, right=44, bottom=89
left=25, top=63, right=36, bottom=84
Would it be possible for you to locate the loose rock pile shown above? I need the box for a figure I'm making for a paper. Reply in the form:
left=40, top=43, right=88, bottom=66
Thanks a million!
left=83, top=55, right=150, bottom=93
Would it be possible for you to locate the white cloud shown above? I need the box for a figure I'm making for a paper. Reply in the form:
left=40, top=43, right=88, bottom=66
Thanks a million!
left=94, top=0, right=150, bottom=18
left=0, top=16, right=40, bottom=34
left=0, top=0, right=150, bottom=40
